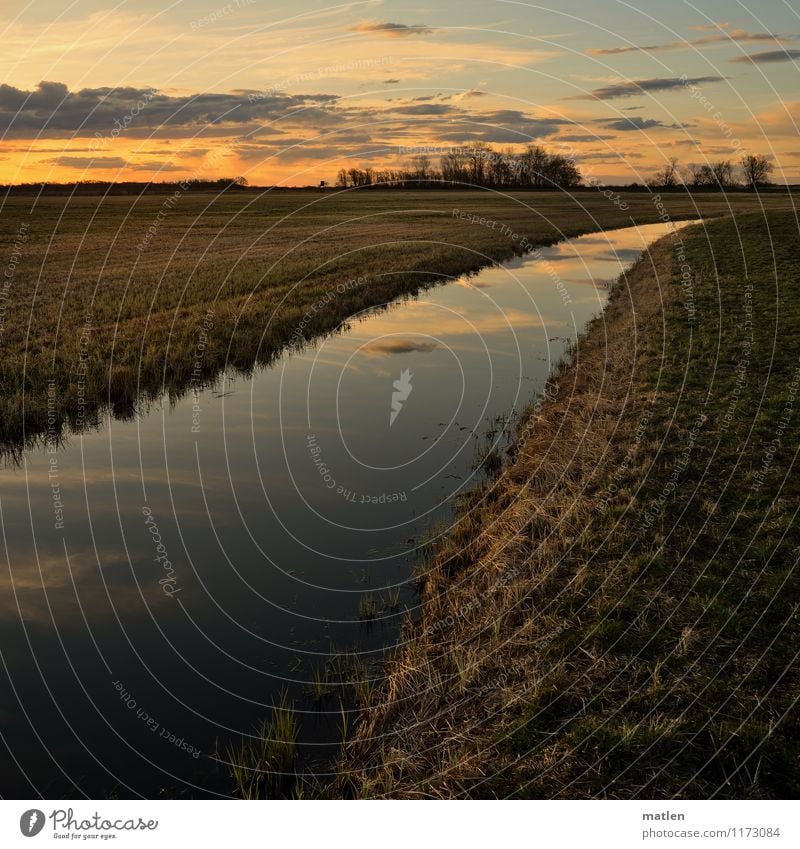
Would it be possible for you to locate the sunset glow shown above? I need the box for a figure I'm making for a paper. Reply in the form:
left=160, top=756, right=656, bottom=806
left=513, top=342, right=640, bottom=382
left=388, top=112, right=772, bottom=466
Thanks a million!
left=2, top=0, right=799, bottom=186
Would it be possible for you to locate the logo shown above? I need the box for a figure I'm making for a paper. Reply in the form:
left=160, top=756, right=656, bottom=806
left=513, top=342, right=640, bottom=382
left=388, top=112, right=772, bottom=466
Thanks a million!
left=389, top=368, right=413, bottom=426
left=19, top=810, right=45, bottom=837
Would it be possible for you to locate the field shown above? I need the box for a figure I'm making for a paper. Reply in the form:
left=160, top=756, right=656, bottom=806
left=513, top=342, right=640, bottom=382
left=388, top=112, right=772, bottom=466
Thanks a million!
left=0, top=189, right=793, bottom=451
left=333, top=210, right=800, bottom=798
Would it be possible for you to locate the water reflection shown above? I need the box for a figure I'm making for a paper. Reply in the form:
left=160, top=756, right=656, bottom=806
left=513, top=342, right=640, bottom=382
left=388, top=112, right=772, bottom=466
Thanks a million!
left=0, top=222, right=685, bottom=797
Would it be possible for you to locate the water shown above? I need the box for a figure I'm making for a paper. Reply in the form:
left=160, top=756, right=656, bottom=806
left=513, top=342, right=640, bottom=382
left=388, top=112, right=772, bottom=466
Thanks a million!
left=0, top=222, right=682, bottom=797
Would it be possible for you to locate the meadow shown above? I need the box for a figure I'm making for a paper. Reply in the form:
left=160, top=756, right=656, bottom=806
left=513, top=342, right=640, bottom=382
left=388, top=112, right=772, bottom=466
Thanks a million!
left=0, top=188, right=793, bottom=451
left=333, top=210, right=800, bottom=799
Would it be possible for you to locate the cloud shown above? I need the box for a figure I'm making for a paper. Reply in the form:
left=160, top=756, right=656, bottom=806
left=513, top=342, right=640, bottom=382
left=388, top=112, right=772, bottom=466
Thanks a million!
left=731, top=49, right=800, bottom=64
left=588, top=45, right=662, bottom=56
left=588, top=29, right=792, bottom=55
left=557, top=134, right=614, bottom=142
left=392, top=103, right=454, bottom=115
left=595, top=117, right=690, bottom=131
left=362, top=339, right=439, bottom=356
left=688, top=23, right=730, bottom=32
left=0, top=80, right=339, bottom=137
left=690, top=29, right=785, bottom=46
left=383, top=79, right=400, bottom=84
left=571, top=76, right=725, bottom=100
left=128, top=160, right=185, bottom=172
left=349, top=21, right=435, bottom=38
left=455, top=89, right=489, bottom=99
left=47, top=155, right=128, bottom=168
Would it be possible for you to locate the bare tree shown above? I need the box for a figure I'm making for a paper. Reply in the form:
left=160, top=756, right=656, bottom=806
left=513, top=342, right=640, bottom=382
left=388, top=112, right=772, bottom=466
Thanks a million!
left=339, top=142, right=582, bottom=190
left=653, top=157, right=679, bottom=188
left=741, top=153, right=774, bottom=188
left=711, top=159, right=736, bottom=188
left=410, top=154, right=431, bottom=182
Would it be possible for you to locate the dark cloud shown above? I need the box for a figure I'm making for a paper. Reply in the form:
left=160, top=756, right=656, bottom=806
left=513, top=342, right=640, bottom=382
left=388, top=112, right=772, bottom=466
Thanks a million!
left=7, top=80, right=570, bottom=156
left=128, top=160, right=185, bottom=171
left=47, top=155, right=128, bottom=169
left=363, top=339, right=439, bottom=356
left=596, top=116, right=691, bottom=131
left=571, top=76, right=725, bottom=100
left=393, top=103, right=454, bottom=115
left=589, top=45, right=661, bottom=55
left=0, top=80, right=339, bottom=137
left=383, top=79, right=400, bottom=84
left=731, top=49, right=800, bottom=64
left=589, top=29, right=792, bottom=55
left=557, top=134, right=614, bottom=142
left=349, top=21, right=434, bottom=37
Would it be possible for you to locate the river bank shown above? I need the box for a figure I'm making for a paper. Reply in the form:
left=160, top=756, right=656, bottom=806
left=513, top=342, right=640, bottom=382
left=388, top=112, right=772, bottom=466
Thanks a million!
left=332, top=211, right=800, bottom=799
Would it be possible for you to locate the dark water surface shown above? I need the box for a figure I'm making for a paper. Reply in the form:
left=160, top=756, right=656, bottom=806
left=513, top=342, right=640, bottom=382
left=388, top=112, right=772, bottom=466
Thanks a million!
left=0, top=222, right=682, bottom=797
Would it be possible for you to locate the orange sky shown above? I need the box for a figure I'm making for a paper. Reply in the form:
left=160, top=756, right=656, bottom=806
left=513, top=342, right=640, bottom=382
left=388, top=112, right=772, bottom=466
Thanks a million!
left=1, top=1, right=798, bottom=186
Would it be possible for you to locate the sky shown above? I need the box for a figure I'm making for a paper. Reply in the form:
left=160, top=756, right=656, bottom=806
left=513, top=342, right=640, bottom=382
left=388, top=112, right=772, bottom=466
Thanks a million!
left=1, top=0, right=799, bottom=185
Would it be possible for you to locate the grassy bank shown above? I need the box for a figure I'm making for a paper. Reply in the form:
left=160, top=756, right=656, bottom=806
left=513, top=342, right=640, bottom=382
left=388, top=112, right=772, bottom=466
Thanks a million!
left=333, top=209, right=800, bottom=799
left=0, top=189, right=793, bottom=451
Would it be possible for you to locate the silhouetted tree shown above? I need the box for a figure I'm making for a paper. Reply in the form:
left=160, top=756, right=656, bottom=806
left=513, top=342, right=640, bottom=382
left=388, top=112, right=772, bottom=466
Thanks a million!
left=650, top=157, right=679, bottom=188
left=711, top=160, right=736, bottom=188
left=741, top=153, right=774, bottom=188
left=334, top=142, right=582, bottom=190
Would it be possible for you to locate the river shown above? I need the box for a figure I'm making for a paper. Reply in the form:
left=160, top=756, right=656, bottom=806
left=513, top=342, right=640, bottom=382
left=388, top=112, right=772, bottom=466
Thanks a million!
left=0, top=221, right=685, bottom=797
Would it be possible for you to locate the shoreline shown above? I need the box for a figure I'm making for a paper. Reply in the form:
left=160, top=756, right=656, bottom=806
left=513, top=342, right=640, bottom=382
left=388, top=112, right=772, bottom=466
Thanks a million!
left=331, top=210, right=800, bottom=799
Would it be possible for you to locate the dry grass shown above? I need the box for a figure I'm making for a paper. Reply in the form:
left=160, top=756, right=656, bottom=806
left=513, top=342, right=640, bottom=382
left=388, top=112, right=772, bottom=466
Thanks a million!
left=330, top=211, right=800, bottom=799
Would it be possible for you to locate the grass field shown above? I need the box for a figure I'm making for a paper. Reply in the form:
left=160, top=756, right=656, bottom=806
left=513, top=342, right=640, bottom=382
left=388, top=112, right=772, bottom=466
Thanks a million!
left=0, top=189, right=794, bottom=450
left=333, top=209, right=800, bottom=799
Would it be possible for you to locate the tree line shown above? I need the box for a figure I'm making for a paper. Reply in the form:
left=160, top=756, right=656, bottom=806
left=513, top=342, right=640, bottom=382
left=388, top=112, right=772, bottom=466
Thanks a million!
left=1, top=177, right=251, bottom=196
left=335, top=143, right=779, bottom=191
left=649, top=154, right=775, bottom=189
left=335, top=143, right=582, bottom=189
